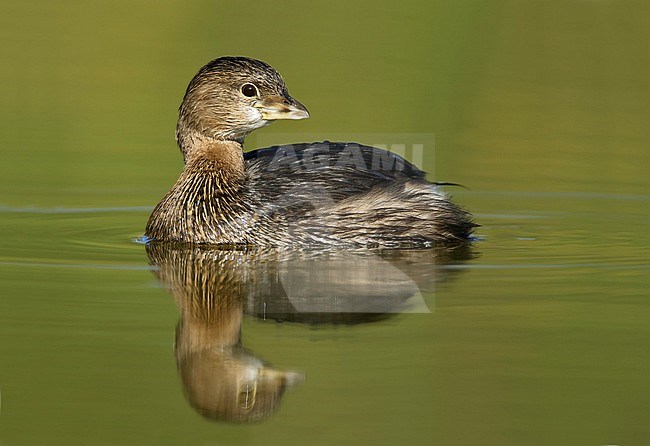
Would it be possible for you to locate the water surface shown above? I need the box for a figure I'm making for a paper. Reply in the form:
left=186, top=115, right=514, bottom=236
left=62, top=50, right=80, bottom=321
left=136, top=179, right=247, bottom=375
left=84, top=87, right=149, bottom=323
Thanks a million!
left=1, top=1, right=649, bottom=445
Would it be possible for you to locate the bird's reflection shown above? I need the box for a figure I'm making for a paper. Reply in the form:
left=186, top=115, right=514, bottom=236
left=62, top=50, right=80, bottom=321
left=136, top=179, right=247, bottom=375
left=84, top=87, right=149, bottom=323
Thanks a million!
left=146, top=242, right=473, bottom=423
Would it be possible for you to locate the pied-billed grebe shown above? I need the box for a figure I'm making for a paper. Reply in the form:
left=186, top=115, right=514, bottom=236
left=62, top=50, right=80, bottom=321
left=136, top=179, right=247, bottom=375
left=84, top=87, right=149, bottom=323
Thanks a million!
left=145, top=56, right=475, bottom=247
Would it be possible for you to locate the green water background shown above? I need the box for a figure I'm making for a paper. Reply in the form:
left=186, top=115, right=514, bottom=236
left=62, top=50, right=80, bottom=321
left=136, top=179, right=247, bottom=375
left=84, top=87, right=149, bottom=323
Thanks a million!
left=1, top=1, right=649, bottom=445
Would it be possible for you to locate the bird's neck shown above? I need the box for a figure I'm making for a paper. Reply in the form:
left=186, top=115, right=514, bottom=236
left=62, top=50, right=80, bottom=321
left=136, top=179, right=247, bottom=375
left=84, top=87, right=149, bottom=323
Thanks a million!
left=181, top=132, right=246, bottom=184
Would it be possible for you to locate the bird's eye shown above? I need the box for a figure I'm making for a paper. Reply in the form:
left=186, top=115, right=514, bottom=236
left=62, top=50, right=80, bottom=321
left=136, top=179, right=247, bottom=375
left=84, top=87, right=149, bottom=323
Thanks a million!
left=241, top=83, right=259, bottom=97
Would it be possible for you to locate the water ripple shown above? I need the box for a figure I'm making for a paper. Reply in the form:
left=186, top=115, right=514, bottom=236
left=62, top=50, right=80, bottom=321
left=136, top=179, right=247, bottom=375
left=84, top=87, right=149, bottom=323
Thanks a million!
left=0, top=260, right=155, bottom=271
left=0, top=205, right=153, bottom=214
